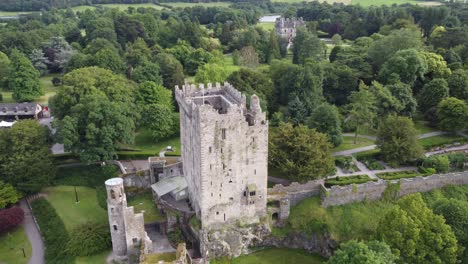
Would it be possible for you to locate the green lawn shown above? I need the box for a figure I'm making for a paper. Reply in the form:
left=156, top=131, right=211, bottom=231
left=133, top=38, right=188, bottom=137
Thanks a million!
left=257, top=22, right=275, bottom=31
left=223, top=54, right=241, bottom=74
left=414, top=120, right=439, bottom=134
left=0, top=227, right=32, bottom=264
left=127, top=192, right=165, bottom=223
left=0, top=11, right=31, bottom=17
left=75, top=250, right=110, bottom=264
left=120, top=128, right=181, bottom=156
left=71, top=5, right=96, bottom=12
left=1, top=74, right=58, bottom=104
left=332, top=136, right=375, bottom=152
left=99, top=3, right=164, bottom=10
left=44, top=186, right=108, bottom=232
left=418, top=135, right=468, bottom=149
left=351, top=0, right=419, bottom=6
left=165, top=2, right=231, bottom=8
left=212, top=248, right=325, bottom=264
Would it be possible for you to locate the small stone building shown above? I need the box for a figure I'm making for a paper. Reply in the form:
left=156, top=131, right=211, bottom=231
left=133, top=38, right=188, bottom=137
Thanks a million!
left=275, top=17, right=306, bottom=47
left=105, top=178, right=152, bottom=262
left=175, top=82, right=268, bottom=229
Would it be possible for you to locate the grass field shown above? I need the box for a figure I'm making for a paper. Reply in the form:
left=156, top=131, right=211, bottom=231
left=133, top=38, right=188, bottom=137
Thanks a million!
left=165, top=2, right=231, bottom=8
left=75, top=250, right=110, bottom=264
left=120, top=128, right=181, bottom=156
left=127, top=192, right=165, bottom=223
left=414, top=119, right=439, bottom=134
left=0, top=227, right=32, bottom=264
left=257, top=22, right=275, bottom=31
left=223, top=54, right=241, bottom=74
left=331, top=136, right=375, bottom=152
left=418, top=135, right=467, bottom=149
left=212, top=248, right=325, bottom=264
left=44, top=186, right=108, bottom=232
left=0, top=11, right=31, bottom=17
left=99, top=3, right=164, bottom=10
left=71, top=5, right=96, bottom=13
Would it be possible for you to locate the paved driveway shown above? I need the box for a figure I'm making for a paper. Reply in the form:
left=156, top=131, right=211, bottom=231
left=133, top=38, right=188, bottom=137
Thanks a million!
left=19, top=199, right=44, bottom=264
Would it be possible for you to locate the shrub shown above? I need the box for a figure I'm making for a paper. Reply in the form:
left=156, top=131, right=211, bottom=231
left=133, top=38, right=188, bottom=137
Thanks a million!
left=67, top=222, right=111, bottom=256
left=31, top=198, right=73, bottom=264
left=0, top=207, right=24, bottom=234
left=334, top=156, right=359, bottom=173
left=325, top=174, right=377, bottom=187
left=167, top=227, right=185, bottom=246
left=52, top=77, right=62, bottom=86
left=423, top=155, right=450, bottom=173
left=377, top=170, right=428, bottom=180
left=0, top=93, right=3, bottom=101
left=0, top=181, right=21, bottom=209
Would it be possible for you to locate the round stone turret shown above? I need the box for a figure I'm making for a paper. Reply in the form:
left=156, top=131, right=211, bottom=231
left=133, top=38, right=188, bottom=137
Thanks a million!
left=105, top=178, right=127, bottom=258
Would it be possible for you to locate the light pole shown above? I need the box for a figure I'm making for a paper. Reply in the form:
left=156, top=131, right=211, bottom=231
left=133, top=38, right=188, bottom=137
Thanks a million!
left=74, top=186, right=79, bottom=203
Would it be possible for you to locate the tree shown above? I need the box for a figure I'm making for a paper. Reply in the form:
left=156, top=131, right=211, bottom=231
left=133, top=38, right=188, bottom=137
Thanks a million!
left=238, top=46, right=259, bottom=67
left=378, top=194, right=459, bottom=264
left=140, top=104, right=178, bottom=141
left=0, top=120, right=55, bottom=193
left=269, top=122, right=334, bottom=182
left=293, top=29, right=326, bottom=64
left=93, top=48, right=125, bottom=73
left=378, top=49, right=428, bottom=85
left=0, top=181, right=20, bottom=209
left=132, top=61, right=163, bottom=84
left=421, top=51, right=451, bottom=80
left=8, top=49, right=43, bottom=102
left=136, top=82, right=173, bottom=109
left=58, top=94, right=135, bottom=162
left=29, top=49, right=48, bottom=75
left=50, top=67, right=137, bottom=162
left=328, top=240, right=396, bottom=264
left=155, top=53, right=185, bottom=89
left=436, top=97, right=468, bottom=133
left=418, top=78, right=449, bottom=114
left=267, top=30, right=281, bottom=62
left=308, top=103, right=343, bottom=147
left=368, top=28, right=423, bottom=68
left=323, top=63, right=359, bottom=106
left=227, top=68, right=273, bottom=111
left=287, top=96, right=308, bottom=125
left=376, top=115, right=423, bottom=167
left=448, top=69, right=468, bottom=100
left=369, top=81, right=403, bottom=117
left=422, top=155, right=450, bottom=173
left=0, top=51, right=10, bottom=87
left=433, top=199, right=468, bottom=253
left=194, top=63, right=229, bottom=83
left=386, top=82, right=417, bottom=117
left=0, top=207, right=24, bottom=234
left=346, top=83, right=377, bottom=143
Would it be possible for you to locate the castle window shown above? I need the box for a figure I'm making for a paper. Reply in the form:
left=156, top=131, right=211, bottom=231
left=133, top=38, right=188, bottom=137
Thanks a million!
left=221, top=128, right=226, bottom=139
left=219, top=193, right=221, bottom=197
left=229, top=179, right=232, bottom=183
left=113, top=225, right=117, bottom=231
left=211, top=193, right=213, bottom=197
left=221, top=148, right=223, bottom=154
left=254, top=169, right=256, bottom=175
left=133, top=238, right=138, bottom=245
left=110, top=207, right=114, bottom=213
left=243, top=191, right=247, bottom=196
left=110, top=190, right=116, bottom=199
left=221, top=183, right=223, bottom=187
left=216, top=211, right=219, bottom=215
left=211, top=181, right=212, bottom=186
left=250, top=191, right=256, bottom=196
left=252, top=137, right=255, bottom=143
left=210, top=164, right=212, bottom=170
left=209, top=146, right=212, bottom=153
left=223, top=163, right=226, bottom=170
left=224, top=213, right=226, bottom=221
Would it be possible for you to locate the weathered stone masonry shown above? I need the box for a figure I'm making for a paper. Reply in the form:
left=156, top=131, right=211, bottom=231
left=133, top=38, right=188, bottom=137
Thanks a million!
left=175, top=82, right=268, bottom=229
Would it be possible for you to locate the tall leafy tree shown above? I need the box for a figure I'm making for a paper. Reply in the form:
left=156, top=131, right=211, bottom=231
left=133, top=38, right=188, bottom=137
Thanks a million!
left=376, top=115, right=423, bottom=166
left=386, top=82, right=417, bottom=117
left=328, top=240, right=396, bottom=264
left=436, top=97, right=468, bottom=134
left=194, top=63, right=229, bottom=83
left=0, top=120, right=55, bottom=194
left=378, top=49, right=428, bottom=85
left=347, top=83, right=377, bottom=143
left=418, top=78, right=449, bottom=114
left=0, top=181, right=21, bottom=209
left=8, top=49, right=43, bottom=102
left=267, top=30, right=281, bottom=63
left=448, top=69, right=468, bottom=100
left=292, top=29, right=326, bottom=64
left=378, top=194, right=460, bottom=264
left=227, top=68, right=273, bottom=111
left=155, top=53, right=185, bottom=89
left=307, top=103, right=343, bottom=147
left=369, top=81, right=403, bottom=117
left=0, top=51, right=10, bottom=87
left=269, top=122, right=334, bottom=182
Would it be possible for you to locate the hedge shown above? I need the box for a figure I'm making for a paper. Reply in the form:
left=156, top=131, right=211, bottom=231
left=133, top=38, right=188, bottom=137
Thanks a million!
left=30, top=198, right=74, bottom=264
left=376, top=170, right=430, bottom=180
left=67, top=222, right=111, bottom=256
left=325, top=175, right=377, bottom=187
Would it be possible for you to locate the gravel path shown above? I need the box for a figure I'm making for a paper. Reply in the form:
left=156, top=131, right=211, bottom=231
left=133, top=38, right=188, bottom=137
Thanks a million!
left=19, top=199, right=45, bottom=264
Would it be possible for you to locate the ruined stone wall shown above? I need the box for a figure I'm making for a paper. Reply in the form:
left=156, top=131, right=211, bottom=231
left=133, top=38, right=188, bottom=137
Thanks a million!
left=121, top=170, right=151, bottom=189
left=321, top=171, right=468, bottom=207
left=268, top=180, right=324, bottom=207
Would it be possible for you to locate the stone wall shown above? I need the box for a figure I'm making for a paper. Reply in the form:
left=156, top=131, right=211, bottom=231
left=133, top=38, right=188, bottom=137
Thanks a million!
left=321, top=171, right=468, bottom=207
left=121, top=170, right=151, bottom=189
left=267, top=179, right=324, bottom=207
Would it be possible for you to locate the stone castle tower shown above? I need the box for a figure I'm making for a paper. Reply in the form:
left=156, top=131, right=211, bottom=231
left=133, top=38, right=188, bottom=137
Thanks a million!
left=275, top=17, right=306, bottom=47
left=105, top=178, right=152, bottom=261
left=175, top=82, right=268, bottom=229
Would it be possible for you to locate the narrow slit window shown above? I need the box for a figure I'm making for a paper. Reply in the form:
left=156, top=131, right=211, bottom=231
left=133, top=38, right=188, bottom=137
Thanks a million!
left=221, top=128, right=226, bottom=139
left=113, top=225, right=117, bottom=231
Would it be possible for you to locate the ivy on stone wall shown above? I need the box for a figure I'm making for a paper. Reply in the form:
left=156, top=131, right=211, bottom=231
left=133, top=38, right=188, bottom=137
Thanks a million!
left=382, top=181, right=401, bottom=202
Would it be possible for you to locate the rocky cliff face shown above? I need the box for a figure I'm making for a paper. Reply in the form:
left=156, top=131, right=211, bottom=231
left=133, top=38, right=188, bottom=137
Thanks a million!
left=199, top=223, right=271, bottom=258
left=199, top=223, right=337, bottom=259
left=261, top=232, right=338, bottom=258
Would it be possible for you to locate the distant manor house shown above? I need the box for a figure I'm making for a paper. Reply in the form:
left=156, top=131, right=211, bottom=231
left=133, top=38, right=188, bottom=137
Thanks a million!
left=275, top=17, right=306, bottom=47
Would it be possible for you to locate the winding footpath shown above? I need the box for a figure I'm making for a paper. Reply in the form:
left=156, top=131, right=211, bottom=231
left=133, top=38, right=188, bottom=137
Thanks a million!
left=19, top=199, right=44, bottom=264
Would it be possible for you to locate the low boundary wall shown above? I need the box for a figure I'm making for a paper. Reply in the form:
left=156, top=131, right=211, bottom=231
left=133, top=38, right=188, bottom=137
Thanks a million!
left=321, top=171, right=468, bottom=207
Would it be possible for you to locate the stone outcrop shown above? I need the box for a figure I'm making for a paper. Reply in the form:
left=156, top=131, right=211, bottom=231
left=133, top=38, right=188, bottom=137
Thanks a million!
left=262, top=232, right=338, bottom=258
left=199, top=223, right=271, bottom=258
